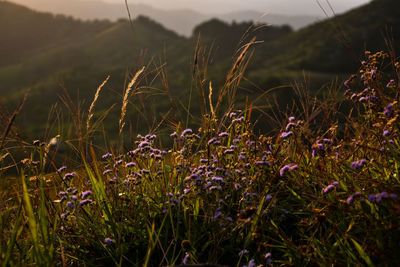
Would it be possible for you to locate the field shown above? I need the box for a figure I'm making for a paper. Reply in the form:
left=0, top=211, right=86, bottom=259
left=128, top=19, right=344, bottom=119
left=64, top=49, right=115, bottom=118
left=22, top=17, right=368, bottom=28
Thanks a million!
left=1, top=46, right=400, bottom=266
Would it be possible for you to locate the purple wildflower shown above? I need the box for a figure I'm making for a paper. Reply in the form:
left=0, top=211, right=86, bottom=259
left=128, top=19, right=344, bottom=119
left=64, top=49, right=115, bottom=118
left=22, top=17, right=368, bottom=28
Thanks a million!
left=239, top=249, right=249, bottom=256
left=127, top=149, right=140, bottom=156
left=234, top=183, right=242, bottom=190
left=289, top=116, right=295, bottom=122
left=383, top=104, right=394, bottom=117
left=71, top=195, right=77, bottom=200
left=233, top=138, right=240, bottom=143
left=218, top=132, right=229, bottom=137
left=383, top=130, right=390, bottom=137
left=318, top=138, right=333, bottom=144
left=214, top=211, right=222, bottom=219
left=181, top=128, right=193, bottom=137
left=238, top=155, right=245, bottom=161
left=61, top=211, right=70, bottom=219
left=285, top=122, right=296, bottom=131
left=280, top=163, right=298, bottom=176
left=368, top=195, right=376, bottom=202
left=57, top=166, right=67, bottom=172
left=81, top=190, right=92, bottom=199
left=207, top=137, right=218, bottom=145
left=212, top=176, right=225, bottom=183
left=229, top=112, right=237, bottom=118
left=183, top=253, right=190, bottom=264
left=322, top=181, right=339, bottom=195
left=126, top=162, right=136, bottom=168
left=359, top=96, right=368, bottom=102
left=265, top=252, right=272, bottom=265
left=138, top=141, right=150, bottom=149
left=374, top=192, right=389, bottom=203
left=351, top=159, right=367, bottom=170
left=255, top=160, right=269, bottom=166
left=322, top=185, right=335, bottom=194
left=101, top=152, right=112, bottom=160
left=79, top=199, right=92, bottom=207
left=280, top=131, right=293, bottom=139
left=386, top=79, right=395, bottom=88
left=223, top=149, right=234, bottom=154
left=104, top=238, right=114, bottom=245
left=147, top=134, right=157, bottom=140
left=170, top=131, right=178, bottom=138
left=63, top=172, right=76, bottom=180
left=103, top=169, right=112, bottom=175
left=59, top=191, right=68, bottom=196
left=113, top=160, right=123, bottom=167
left=347, top=192, right=362, bottom=204
left=232, top=116, right=245, bottom=123
left=246, top=140, right=255, bottom=147
left=66, top=201, right=74, bottom=209
left=346, top=195, right=355, bottom=204
left=141, top=169, right=150, bottom=175
left=244, top=259, right=256, bottom=267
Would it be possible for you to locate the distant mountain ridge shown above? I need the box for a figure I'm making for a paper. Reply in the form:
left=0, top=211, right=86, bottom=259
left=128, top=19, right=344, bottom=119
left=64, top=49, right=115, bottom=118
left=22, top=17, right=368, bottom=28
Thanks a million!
left=9, top=0, right=320, bottom=35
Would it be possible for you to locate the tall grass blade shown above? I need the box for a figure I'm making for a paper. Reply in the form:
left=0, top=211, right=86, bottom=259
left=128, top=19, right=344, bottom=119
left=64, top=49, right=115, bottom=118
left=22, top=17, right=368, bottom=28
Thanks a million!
left=119, top=67, right=145, bottom=135
left=87, top=75, right=110, bottom=131
left=2, top=202, right=23, bottom=267
left=21, top=171, right=42, bottom=264
left=351, top=238, right=374, bottom=267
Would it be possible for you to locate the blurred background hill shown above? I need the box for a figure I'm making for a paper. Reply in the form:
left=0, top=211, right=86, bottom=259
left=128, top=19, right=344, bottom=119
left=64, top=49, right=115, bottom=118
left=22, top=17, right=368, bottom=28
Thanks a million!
left=0, top=0, right=398, bottom=141
left=9, top=0, right=323, bottom=35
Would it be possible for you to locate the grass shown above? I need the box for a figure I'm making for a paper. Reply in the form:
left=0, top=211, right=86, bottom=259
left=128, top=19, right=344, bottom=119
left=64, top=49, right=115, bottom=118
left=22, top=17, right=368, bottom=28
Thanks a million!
left=1, top=47, right=400, bottom=266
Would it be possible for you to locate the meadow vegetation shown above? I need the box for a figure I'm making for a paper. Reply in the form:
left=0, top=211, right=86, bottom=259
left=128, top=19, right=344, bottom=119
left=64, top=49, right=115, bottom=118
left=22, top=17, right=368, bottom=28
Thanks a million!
left=1, top=0, right=400, bottom=266
left=1, top=45, right=400, bottom=266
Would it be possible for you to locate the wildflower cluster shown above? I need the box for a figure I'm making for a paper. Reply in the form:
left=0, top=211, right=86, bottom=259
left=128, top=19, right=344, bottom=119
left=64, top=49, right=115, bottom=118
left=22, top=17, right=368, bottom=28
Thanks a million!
left=5, top=51, right=400, bottom=266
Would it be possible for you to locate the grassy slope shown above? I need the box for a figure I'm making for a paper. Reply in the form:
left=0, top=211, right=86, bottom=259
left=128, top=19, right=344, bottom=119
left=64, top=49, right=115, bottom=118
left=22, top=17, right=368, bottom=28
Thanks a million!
left=252, top=0, right=400, bottom=74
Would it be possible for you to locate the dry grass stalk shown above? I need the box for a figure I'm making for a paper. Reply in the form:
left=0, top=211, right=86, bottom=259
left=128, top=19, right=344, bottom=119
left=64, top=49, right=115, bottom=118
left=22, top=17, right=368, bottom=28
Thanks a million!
left=0, top=92, right=28, bottom=150
left=86, top=75, right=110, bottom=131
left=208, top=81, right=215, bottom=118
left=214, top=37, right=256, bottom=115
left=119, top=67, right=145, bottom=134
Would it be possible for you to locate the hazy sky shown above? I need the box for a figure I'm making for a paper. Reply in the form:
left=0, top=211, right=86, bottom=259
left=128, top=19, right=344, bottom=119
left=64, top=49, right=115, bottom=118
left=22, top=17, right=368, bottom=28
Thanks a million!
left=103, top=0, right=371, bottom=15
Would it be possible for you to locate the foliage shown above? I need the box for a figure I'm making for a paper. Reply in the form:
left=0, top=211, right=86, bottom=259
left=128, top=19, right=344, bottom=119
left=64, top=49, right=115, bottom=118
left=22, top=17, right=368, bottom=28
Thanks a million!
left=1, top=48, right=400, bottom=266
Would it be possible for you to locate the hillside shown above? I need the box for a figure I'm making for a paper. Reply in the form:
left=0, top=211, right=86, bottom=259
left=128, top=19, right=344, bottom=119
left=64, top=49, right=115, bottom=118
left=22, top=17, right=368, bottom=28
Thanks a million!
left=1, top=0, right=399, bottom=140
left=253, top=0, right=400, bottom=73
left=9, top=0, right=319, bottom=36
left=0, top=1, right=111, bottom=67
left=0, top=1, right=184, bottom=137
